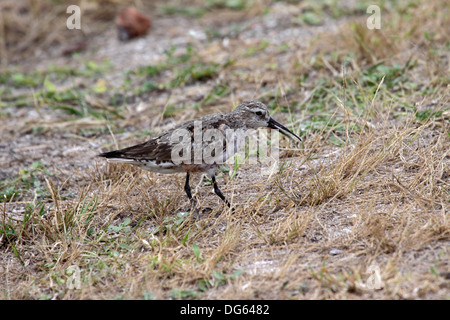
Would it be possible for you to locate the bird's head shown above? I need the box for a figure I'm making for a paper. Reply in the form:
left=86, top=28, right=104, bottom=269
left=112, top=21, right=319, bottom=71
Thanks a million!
left=233, top=100, right=302, bottom=142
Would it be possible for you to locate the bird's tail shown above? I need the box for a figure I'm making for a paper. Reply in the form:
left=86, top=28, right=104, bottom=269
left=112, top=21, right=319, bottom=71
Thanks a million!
left=98, top=150, right=137, bottom=163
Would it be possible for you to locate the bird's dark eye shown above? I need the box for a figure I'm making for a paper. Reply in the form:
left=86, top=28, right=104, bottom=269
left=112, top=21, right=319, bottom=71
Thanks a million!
left=256, top=111, right=263, bottom=116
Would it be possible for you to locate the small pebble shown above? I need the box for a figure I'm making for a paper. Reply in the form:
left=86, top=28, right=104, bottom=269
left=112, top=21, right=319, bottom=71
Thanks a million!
left=329, top=249, right=343, bottom=255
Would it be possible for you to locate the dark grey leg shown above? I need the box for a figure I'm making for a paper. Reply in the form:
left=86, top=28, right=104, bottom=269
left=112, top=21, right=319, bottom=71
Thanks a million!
left=211, top=174, right=232, bottom=209
left=184, top=173, right=194, bottom=204
left=184, top=173, right=199, bottom=216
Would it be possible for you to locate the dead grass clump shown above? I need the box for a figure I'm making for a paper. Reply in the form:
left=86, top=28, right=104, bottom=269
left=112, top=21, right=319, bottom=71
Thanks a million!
left=310, top=0, right=450, bottom=80
left=278, top=105, right=449, bottom=207
left=282, top=119, right=447, bottom=265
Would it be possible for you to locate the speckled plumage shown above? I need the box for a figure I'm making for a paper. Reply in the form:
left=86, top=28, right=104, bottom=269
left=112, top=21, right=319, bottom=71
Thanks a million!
left=99, top=100, right=301, bottom=213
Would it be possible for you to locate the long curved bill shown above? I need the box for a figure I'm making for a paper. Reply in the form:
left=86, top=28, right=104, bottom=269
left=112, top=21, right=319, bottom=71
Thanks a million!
left=268, top=117, right=302, bottom=143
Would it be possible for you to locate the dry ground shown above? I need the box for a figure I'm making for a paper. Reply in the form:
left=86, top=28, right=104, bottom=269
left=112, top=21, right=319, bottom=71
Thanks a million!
left=0, top=0, right=449, bottom=299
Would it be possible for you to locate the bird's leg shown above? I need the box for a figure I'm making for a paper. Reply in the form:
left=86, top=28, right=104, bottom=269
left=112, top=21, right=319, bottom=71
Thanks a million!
left=211, top=174, right=233, bottom=210
left=184, top=172, right=199, bottom=217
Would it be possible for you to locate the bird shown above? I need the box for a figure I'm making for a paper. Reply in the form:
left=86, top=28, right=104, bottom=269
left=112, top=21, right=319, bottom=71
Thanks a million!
left=98, top=100, right=301, bottom=214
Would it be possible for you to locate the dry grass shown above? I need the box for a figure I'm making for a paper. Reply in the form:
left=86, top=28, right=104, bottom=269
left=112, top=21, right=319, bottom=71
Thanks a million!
left=0, top=0, right=449, bottom=299
left=0, top=0, right=136, bottom=67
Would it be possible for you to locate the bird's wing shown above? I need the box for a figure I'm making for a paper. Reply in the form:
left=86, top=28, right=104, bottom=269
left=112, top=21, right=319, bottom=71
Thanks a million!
left=99, top=134, right=175, bottom=163
left=99, top=113, right=230, bottom=164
